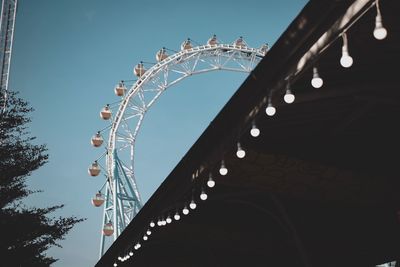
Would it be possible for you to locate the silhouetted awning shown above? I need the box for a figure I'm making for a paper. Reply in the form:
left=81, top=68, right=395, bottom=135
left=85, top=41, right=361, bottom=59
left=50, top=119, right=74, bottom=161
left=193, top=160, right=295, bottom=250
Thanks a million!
left=96, top=0, right=400, bottom=266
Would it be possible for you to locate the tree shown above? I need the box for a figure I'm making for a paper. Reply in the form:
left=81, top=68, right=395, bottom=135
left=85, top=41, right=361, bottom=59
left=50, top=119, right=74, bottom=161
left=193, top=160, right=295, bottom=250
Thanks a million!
left=0, top=91, right=84, bottom=266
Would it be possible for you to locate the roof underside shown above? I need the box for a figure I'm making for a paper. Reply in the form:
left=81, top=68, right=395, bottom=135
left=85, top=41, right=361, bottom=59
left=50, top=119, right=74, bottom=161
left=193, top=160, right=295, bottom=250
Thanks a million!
left=97, top=0, right=400, bottom=266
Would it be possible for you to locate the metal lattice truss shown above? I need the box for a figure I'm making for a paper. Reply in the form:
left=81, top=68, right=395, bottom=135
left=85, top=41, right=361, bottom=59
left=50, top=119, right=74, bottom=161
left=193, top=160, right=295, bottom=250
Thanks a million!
left=100, top=150, right=142, bottom=257
left=99, top=42, right=266, bottom=256
left=0, top=0, right=17, bottom=114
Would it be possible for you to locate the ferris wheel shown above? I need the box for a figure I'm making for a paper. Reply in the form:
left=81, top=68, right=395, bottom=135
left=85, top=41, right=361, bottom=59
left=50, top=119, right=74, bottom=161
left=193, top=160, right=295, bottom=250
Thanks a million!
left=88, top=35, right=268, bottom=257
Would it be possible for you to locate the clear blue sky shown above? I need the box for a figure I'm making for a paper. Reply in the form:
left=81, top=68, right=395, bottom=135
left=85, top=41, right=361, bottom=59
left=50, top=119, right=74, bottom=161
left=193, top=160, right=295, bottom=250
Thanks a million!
left=11, top=0, right=307, bottom=266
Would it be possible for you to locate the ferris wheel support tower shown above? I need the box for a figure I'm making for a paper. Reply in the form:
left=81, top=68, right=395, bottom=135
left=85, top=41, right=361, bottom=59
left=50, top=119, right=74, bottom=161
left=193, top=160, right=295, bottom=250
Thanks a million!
left=0, top=0, right=17, bottom=115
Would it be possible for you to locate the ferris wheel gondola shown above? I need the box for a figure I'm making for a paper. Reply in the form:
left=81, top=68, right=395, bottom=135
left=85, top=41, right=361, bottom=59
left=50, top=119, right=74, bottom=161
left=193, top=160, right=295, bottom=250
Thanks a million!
left=102, top=222, right=114, bottom=236
left=156, top=48, right=168, bottom=62
left=88, top=161, right=101, bottom=176
left=91, top=132, right=103, bottom=147
left=114, top=82, right=127, bottom=97
left=100, top=104, right=111, bottom=120
left=180, top=38, right=192, bottom=50
left=92, top=192, right=105, bottom=207
left=207, top=34, right=218, bottom=46
left=133, top=62, right=146, bottom=77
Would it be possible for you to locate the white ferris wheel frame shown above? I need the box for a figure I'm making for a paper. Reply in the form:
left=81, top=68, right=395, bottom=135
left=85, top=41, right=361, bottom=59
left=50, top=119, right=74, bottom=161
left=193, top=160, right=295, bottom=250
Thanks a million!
left=99, top=41, right=266, bottom=257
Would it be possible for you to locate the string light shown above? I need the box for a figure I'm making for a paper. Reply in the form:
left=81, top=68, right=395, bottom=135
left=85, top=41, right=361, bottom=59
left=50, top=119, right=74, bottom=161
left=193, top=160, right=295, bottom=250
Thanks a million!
left=182, top=205, right=189, bottom=215
left=129, top=251, right=133, bottom=256
left=174, top=212, right=181, bottom=220
left=113, top=263, right=117, bottom=267
left=374, top=0, right=387, bottom=40
left=146, top=229, right=151, bottom=235
left=311, top=67, right=323, bottom=88
left=150, top=221, right=155, bottom=228
left=219, top=160, right=228, bottom=175
left=143, top=235, right=148, bottom=241
left=207, top=173, right=215, bottom=188
left=161, top=218, right=166, bottom=226
left=157, top=219, right=162, bottom=226
left=284, top=82, right=295, bottom=104
left=236, top=142, right=246, bottom=158
left=250, top=122, right=260, bottom=137
left=126, top=255, right=130, bottom=259
left=189, top=199, right=197, bottom=210
left=200, top=188, right=208, bottom=200
left=118, top=256, right=122, bottom=261
left=265, top=99, right=276, bottom=116
left=340, top=32, right=353, bottom=68
left=166, top=216, right=172, bottom=224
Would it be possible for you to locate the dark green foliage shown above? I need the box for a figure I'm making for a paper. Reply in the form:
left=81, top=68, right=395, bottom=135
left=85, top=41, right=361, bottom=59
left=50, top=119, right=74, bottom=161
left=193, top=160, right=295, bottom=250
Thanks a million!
left=0, top=92, right=84, bottom=266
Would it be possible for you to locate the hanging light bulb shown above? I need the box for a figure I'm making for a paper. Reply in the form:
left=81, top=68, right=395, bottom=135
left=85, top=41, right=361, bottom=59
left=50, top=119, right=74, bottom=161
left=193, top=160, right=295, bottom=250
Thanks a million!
left=284, top=89, right=295, bottom=104
left=374, top=0, right=387, bottom=40
left=250, top=122, right=260, bottom=137
left=174, top=212, right=181, bottom=220
left=200, top=188, right=208, bottom=201
left=340, top=33, right=353, bottom=68
left=236, top=142, right=246, bottom=158
left=143, top=235, right=148, bottom=241
left=134, top=243, right=141, bottom=250
left=219, top=160, right=228, bottom=176
left=189, top=199, right=197, bottom=210
left=311, top=67, right=323, bottom=88
left=166, top=216, right=172, bottom=224
left=284, top=81, right=295, bottom=104
left=146, top=229, right=151, bottom=235
left=265, top=99, right=276, bottom=116
left=182, top=205, right=189, bottom=215
left=207, top=173, right=215, bottom=188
